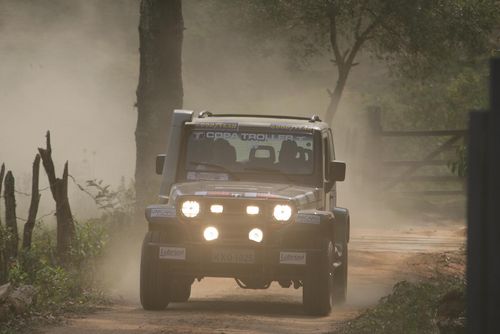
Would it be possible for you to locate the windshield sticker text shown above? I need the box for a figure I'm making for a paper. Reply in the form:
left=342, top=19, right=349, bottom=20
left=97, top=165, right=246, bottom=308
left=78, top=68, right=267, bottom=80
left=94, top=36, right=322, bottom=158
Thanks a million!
left=193, top=131, right=310, bottom=142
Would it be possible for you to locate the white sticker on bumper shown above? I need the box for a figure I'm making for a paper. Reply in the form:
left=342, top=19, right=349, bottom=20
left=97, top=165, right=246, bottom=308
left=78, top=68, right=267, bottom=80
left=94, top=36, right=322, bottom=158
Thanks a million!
left=279, top=251, right=306, bottom=265
left=150, top=207, right=176, bottom=218
left=159, top=247, right=186, bottom=260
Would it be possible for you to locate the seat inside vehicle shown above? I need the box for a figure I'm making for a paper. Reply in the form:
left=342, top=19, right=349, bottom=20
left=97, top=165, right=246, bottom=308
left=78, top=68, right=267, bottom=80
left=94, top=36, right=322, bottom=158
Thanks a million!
left=248, top=145, right=276, bottom=169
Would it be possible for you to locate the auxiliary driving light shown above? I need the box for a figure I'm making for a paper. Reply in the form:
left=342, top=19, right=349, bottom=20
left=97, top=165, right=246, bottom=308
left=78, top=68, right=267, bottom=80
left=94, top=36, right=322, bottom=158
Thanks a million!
left=210, top=204, right=224, bottom=214
left=248, top=228, right=263, bottom=243
left=181, top=200, right=200, bottom=218
left=246, top=205, right=260, bottom=215
left=273, top=204, right=292, bottom=221
left=203, top=226, right=219, bottom=241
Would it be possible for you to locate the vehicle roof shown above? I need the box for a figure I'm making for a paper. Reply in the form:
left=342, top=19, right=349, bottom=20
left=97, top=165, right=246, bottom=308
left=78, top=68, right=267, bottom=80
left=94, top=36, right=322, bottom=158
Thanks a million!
left=188, top=114, right=330, bottom=132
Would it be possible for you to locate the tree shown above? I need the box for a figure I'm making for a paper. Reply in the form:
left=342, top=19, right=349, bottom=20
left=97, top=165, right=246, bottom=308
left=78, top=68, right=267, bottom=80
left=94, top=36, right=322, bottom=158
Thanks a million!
left=135, top=0, right=184, bottom=216
left=221, top=0, right=498, bottom=122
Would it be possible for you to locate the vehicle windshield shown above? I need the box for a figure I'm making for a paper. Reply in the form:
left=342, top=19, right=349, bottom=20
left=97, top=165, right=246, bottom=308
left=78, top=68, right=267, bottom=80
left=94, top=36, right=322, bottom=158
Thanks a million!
left=182, top=128, right=314, bottom=182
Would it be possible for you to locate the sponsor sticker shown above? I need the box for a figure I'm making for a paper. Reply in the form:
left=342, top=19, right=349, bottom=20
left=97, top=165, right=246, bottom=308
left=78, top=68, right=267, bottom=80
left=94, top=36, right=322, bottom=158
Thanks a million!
left=193, top=122, right=238, bottom=130
left=159, top=247, right=186, bottom=260
left=150, top=207, right=176, bottom=218
left=270, top=123, right=313, bottom=132
left=280, top=251, right=306, bottom=265
left=192, top=131, right=297, bottom=142
left=296, top=214, right=321, bottom=225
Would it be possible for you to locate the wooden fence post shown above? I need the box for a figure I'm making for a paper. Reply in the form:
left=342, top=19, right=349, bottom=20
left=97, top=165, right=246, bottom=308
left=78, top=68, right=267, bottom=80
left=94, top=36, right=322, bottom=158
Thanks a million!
left=38, top=131, right=75, bottom=262
left=466, top=58, right=500, bottom=333
left=4, top=171, right=18, bottom=260
left=22, top=154, right=41, bottom=250
left=0, top=163, right=6, bottom=284
left=365, top=106, right=383, bottom=191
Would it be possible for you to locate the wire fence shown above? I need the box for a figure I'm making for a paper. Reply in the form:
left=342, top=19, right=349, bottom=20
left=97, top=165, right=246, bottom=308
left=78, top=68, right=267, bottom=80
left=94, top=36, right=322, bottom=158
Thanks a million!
left=0, top=174, right=101, bottom=224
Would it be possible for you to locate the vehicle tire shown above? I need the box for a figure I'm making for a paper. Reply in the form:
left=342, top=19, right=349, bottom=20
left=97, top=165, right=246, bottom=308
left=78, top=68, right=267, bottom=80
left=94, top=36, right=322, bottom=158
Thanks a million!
left=169, top=280, right=192, bottom=302
left=140, top=232, right=169, bottom=310
left=333, top=243, right=348, bottom=304
left=302, top=239, right=334, bottom=316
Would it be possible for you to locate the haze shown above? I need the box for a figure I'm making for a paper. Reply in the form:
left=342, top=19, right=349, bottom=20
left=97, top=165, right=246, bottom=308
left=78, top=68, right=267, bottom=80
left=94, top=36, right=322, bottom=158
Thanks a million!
left=0, top=0, right=388, bottom=220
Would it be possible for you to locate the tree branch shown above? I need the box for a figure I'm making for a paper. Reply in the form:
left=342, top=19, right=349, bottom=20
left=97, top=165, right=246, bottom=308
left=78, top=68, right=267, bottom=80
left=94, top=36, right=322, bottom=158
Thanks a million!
left=354, top=0, right=370, bottom=39
left=328, top=4, right=344, bottom=69
left=345, top=7, right=387, bottom=68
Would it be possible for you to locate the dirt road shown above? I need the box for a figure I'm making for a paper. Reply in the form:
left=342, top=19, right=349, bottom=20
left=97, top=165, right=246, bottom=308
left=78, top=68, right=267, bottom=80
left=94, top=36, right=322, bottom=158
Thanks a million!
left=39, top=226, right=464, bottom=334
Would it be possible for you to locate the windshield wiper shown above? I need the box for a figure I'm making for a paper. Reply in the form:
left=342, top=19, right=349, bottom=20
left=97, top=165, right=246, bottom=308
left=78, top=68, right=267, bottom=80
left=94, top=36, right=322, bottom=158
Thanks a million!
left=189, top=161, right=239, bottom=180
left=243, top=166, right=293, bottom=182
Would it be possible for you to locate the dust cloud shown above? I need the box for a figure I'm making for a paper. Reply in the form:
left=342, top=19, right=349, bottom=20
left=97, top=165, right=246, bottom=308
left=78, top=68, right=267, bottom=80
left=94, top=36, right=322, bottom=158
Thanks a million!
left=0, top=0, right=459, bottom=308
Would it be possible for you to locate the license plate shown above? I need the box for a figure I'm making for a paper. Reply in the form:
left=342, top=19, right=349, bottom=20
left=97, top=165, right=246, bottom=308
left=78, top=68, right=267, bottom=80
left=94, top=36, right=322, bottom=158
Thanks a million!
left=212, top=249, right=255, bottom=264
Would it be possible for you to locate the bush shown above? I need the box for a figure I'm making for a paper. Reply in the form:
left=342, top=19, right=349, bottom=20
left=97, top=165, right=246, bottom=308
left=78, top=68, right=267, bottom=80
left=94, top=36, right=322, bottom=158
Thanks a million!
left=6, top=219, right=110, bottom=311
left=337, top=275, right=465, bottom=334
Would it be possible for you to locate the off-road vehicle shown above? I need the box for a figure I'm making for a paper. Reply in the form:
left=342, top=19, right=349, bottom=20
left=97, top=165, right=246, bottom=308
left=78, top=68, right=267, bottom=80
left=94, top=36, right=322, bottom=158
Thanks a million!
left=141, top=110, right=350, bottom=316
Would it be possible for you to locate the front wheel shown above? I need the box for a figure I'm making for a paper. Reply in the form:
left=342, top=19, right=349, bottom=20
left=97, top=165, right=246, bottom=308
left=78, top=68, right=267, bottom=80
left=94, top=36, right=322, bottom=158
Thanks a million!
left=169, top=279, right=192, bottom=302
left=302, top=239, right=334, bottom=316
left=333, top=244, right=348, bottom=304
left=140, top=232, right=170, bottom=310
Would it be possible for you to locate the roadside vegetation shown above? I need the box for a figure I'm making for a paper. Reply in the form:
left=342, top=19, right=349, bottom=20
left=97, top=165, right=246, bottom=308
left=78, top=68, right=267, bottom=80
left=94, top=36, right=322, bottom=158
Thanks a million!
left=0, top=185, right=134, bottom=334
left=0, top=134, right=135, bottom=334
left=336, top=251, right=466, bottom=334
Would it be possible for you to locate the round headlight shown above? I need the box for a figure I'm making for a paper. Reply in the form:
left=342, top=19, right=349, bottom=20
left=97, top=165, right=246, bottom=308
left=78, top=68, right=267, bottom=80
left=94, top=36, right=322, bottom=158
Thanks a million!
left=203, top=226, right=219, bottom=241
left=181, top=200, right=200, bottom=218
left=273, top=204, right=292, bottom=221
left=249, top=228, right=263, bottom=243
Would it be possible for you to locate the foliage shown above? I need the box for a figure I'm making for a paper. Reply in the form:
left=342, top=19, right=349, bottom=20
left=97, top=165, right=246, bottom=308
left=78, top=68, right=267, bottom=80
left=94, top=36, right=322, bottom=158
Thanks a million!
left=241, top=0, right=498, bottom=69
left=337, top=276, right=465, bottom=334
left=7, top=220, right=109, bottom=307
left=71, top=220, right=109, bottom=267
left=198, top=0, right=499, bottom=119
left=77, top=177, right=135, bottom=226
left=0, top=176, right=133, bottom=332
left=0, top=217, right=111, bottom=334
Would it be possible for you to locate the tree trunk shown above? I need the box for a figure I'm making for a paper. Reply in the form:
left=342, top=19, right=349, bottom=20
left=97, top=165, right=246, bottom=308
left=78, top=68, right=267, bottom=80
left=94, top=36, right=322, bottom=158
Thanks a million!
left=135, top=0, right=184, bottom=217
left=324, top=70, right=349, bottom=124
left=38, top=131, right=75, bottom=262
left=22, top=154, right=41, bottom=250
left=4, top=171, right=18, bottom=260
left=325, top=4, right=379, bottom=124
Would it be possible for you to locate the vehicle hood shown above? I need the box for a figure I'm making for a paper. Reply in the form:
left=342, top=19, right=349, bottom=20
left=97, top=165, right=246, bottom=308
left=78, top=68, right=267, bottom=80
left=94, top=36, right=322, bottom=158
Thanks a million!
left=169, top=181, right=322, bottom=208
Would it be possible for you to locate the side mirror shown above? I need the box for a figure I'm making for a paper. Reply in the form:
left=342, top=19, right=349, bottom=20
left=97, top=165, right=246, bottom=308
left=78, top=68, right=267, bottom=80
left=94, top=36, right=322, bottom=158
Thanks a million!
left=329, top=161, right=346, bottom=182
left=156, top=154, right=166, bottom=175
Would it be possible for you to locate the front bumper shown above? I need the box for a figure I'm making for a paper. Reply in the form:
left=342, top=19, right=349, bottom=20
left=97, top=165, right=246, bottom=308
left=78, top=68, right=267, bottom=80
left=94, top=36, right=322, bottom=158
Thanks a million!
left=146, top=241, right=323, bottom=280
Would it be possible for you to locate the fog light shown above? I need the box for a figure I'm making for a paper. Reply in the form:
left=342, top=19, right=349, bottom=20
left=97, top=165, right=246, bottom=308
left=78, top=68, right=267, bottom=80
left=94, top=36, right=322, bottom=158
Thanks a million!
left=249, top=228, right=263, bottom=243
left=210, top=204, right=223, bottom=214
left=246, top=205, right=260, bottom=215
left=203, top=226, right=219, bottom=241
